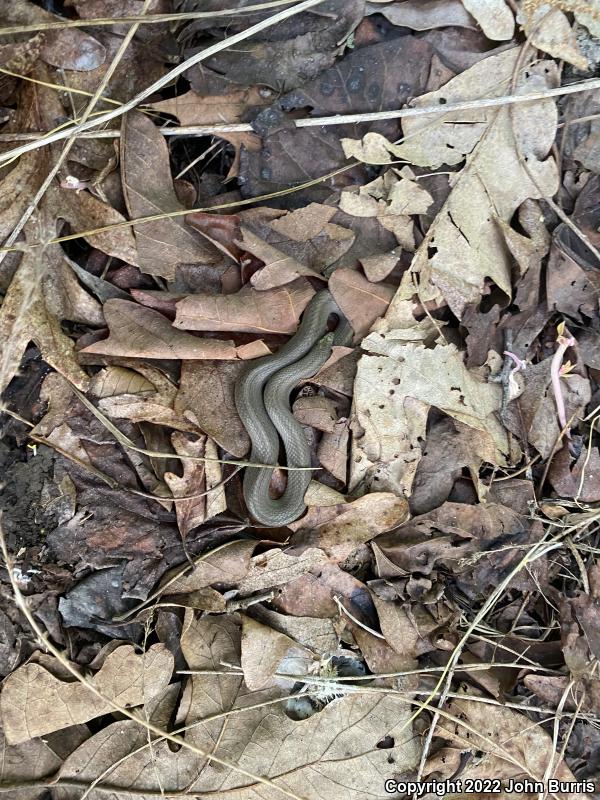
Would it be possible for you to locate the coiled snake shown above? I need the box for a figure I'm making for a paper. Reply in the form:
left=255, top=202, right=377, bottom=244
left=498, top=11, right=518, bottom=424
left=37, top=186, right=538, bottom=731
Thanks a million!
left=234, top=290, right=352, bottom=526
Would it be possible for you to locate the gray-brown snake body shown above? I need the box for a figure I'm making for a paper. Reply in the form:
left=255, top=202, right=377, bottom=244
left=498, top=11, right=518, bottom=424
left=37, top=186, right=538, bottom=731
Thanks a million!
left=234, top=290, right=352, bottom=526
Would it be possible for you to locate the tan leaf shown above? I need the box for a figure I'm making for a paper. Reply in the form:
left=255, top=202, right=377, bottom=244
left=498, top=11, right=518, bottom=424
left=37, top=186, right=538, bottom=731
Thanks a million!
left=54, top=614, right=419, bottom=798
left=289, top=493, right=409, bottom=563
left=55, top=183, right=139, bottom=266
left=89, top=365, right=156, bottom=397
left=0, top=249, right=89, bottom=395
left=120, top=111, right=219, bottom=279
left=329, top=268, right=395, bottom=337
left=317, top=418, right=350, bottom=482
left=428, top=694, right=589, bottom=798
left=350, top=339, right=508, bottom=496
left=150, top=87, right=265, bottom=170
left=164, top=432, right=226, bottom=535
left=81, top=299, right=237, bottom=359
left=237, top=547, right=330, bottom=595
left=360, top=252, right=399, bottom=282
left=518, top=2, right=588, bottom=70
left=176, top=360, right=250, bottom=458
left=386, top=51, right=559, bottom=317
left=293, top=395, right=339, bottom=433
left=368, top=0, right=476, bottom=31
left=164, top=539, right=257, bottom=595
left=240, top=616, right=314, bottom=691
left=461, top=0, right=514, bottom=40
left=174, top=277, right=315, bottom=335
left=1, top=644, right=173, bottom=745
left=240, top=226, right=322, bottom=289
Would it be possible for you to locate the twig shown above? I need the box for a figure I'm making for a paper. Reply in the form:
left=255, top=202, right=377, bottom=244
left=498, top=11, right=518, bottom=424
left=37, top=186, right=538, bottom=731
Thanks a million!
left=0, top=0, right=301, bottom=35
left=1, top=77, right=600, bottom=144
left=0, top=0, right=328, bottom=167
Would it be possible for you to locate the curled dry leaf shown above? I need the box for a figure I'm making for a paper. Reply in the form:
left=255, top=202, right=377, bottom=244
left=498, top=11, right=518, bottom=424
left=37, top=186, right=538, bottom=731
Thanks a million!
left=51, top=614, right=419, bottom=799
left=240, top=226, right=323, bottom=290
left=240, top=615, right=314, bottom=691
left=164, top=539, right=257, bottom=596
left=174, top=277, right=315, bottom=335
left=81, top=299, right=237, bottom=359
left=164, top=432, right=226, bottom=535
left=0, top=644, right=173, bottom=744
left=518, top=2, right=588, bottom=70
left=427, top=693, right=589, bottom=798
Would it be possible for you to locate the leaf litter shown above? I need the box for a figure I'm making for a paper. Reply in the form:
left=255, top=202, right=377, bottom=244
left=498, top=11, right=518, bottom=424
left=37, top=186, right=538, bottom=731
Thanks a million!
left=1, top=1, right=600, bottom=798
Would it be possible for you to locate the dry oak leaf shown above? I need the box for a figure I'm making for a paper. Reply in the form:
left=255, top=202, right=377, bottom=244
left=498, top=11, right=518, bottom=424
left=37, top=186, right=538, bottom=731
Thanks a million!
left=0, top=248, right=90, bottom=395
left=427, top=693, right=590, bottom=799
left=81, top=299, right=237, bottom=359
left=377, top=50, right=559, bottom=317
left=240, top=226, right=324, bottom=290
left=164, top=539, right=257, bottom=596
left=318, top=418, right=350, bottom=482
left=164, top=431, right=226, bottom=535
left=366, top=0, right=476, bottom=31
left=0, top=644, right=173, bottom=745
left=53, top=613, right=419, bottom=799
left=518, top=2, right=588, bottom=70
left=174, top=277, right=315, bottom=335
left=240, top=615, right=314, bottom=691
left=150, top=87, right=265, bottom=176
left=120, top=110, right=220, bottom=280
left=461, top=0, right=514, bottom=40
left=241, top=203, right=355, bottom=274
left=176, top=360, right=250, bottom=458
left=329, top=268, right=395, bottom=338
left=350, top=338, right=508, bottom=497
left=289, top=492, right=410, bottom=564
left=237, top=547, right=330, bottom=596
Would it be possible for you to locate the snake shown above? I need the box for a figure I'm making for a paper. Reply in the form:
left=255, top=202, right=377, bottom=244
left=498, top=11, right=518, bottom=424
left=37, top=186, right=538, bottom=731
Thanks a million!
left=234, top=289, right=353, bottom=527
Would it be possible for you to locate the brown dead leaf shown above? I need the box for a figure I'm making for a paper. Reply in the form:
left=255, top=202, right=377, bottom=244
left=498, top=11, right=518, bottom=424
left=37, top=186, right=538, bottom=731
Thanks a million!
left=53, top=612, right=419, bottom=798
left=176, top=360, right=250, bottom=458
left=381, top=50, right=559, bottom=318
left=350, top=338, right=508, bottom=497
left=120, top=111, right=220, bottom=280
left=317, top=418, right=350, bottom=482
left=461, top=0, right=514, bottom=40
left=373, top=501, right=546, bottom=596
left=240, top=615, right=314, bottom=691
left=0, top=644, right=173, bottom=744
left=174, top=277, right=315, bottom=335
left=81, top=299, right=237, bottom=359
left=240, top=36, right=432, bottom=203
left=366, top=0, right=475, bottom=29
left=0, top=247, right=90, bottom=395
left=240, top=226, right=323, bottom=289
left=427, top=692, right=589, bottom=799
left=289, top=493, right=410, bottom=563
left=328, top=268, right=395, bottom=338
left=292, top=395, right=339, bottom=433
left=518, top=2, right=588, bottom=70
left=238, top=547, right=330, bottom=596
left=90, top=365, right=155, bottom=397
left=164, top=539, right=256, bottom=596
left=164, top=432, right=226, bottom=535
